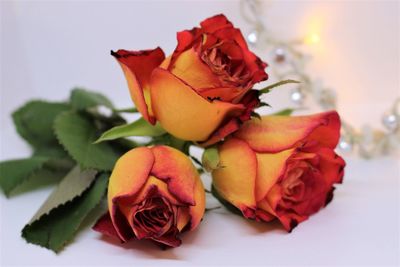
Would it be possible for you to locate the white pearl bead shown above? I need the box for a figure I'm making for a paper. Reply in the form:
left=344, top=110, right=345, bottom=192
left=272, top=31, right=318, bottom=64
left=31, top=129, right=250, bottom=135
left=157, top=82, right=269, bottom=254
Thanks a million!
left=382, top=112, right=399, bottom=132
left=290, top=87, right=305, bottom=105
left=247, top=30, right=258, bottom=45
left=338, top=136, right=353, bottom=154
left=274, top=47, right=286, bottom=63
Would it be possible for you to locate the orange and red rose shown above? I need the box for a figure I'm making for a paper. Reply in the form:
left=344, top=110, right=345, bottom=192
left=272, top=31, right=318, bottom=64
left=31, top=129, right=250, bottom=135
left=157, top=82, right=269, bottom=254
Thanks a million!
left=211, top=111, right=345, bottom=231
left=93, top=146, right=205, bottom=247
left=112, top=14, right=268, bottom=146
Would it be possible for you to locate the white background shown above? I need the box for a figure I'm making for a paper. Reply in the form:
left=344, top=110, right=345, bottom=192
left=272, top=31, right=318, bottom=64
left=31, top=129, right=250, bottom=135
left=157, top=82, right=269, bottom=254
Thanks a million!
left=0, top=0, right=399, bottom=266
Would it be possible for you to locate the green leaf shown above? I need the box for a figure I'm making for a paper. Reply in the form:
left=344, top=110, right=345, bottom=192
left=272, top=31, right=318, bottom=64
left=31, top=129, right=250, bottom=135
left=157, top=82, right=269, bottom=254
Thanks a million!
left=202, top=147, right=220, bottom=172
left=94, top=117, right=166, bottom=143
left=22, top=168, right=108, bottom=252
left=33, top=146, right=75, bottom=170
left=272, top=108, right=294, bottom=116
left=70, top=88, right=114, bottom=110
left=251, top=111, right=262, bottom=120
left=12, top=101, right=70, bottom=148
left=11, top=168, right=69, bottom=197
left=211, top=185, right=242, bottom=216
left=25, top=167, right=97, bottom=224
left=258, top=102, right=271, bottom=108
left=33, top=146, right=70, bottom=158
left=54, top=111, right=119, bottom=171
left=0, top=157, right=49, bottom=196
left=258, top=79, right=300, bottom=95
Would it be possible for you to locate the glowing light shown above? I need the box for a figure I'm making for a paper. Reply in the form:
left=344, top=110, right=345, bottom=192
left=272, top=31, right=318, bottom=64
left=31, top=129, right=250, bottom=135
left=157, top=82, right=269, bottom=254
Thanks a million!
left=305, top=33, right=320, bottom=44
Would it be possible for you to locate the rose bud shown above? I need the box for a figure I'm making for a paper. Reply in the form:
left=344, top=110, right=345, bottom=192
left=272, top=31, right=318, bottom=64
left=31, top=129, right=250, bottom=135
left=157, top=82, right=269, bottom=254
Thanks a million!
left=93, top=146, right=205, bottom=248
left=111, top=14, right=268, bottom=146
left=211, top=111, right=345, bottom=232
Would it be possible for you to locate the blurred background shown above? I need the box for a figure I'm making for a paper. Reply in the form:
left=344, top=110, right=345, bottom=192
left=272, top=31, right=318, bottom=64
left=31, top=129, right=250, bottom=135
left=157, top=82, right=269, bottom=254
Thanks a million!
left=1, top=0, right=399, bottom=159
left=0, top=1, right=399, bottom=266
left=1, top=0, right=399, bottom=160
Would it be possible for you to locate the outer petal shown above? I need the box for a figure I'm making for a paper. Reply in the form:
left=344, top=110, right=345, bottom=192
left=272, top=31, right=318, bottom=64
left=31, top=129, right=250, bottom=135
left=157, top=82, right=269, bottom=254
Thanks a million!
left=242, top=49, right=268, bottom=84
left=213, top=27, right=248, bottom=50
left=277, top=212, right=308, bottom=232
left=169, top=27, right=202, bottom=68
left=160, top=55, right=172, bottom=69
left=198, top=90, right=260, bottom=147
left=169, top=48, right=221, bottom=89
left=92, top=213, right=120, bottom=240
left=255, top=149, right=295, bottom=201
left=108, top=147, right=154, bottom=241
left=316, top=147, right=346, bottom=185
left=150, top=146, right=201, bottom=205
left=150, top=68, right=245, bottom=141
left=212, top=138, right=257, bottom=214
left=199, top=118, right=241, bottom=148
left=235, top=111, right=341, bottom=153
left=176, top=207, right=191, bottom=231
left=198, top=87, right=247, bottom=103
left=111, top=48, right=165, bottom=123
left=200, top=14, right=234, bottom=33
left=175, top=29, right=198, bottom=54
left=188, top=173, right=206, bottom=230
left=265, top=184, right=282, bottom=212
left=257, top=198, right=277, bottom=218
left=200, top=14, right=249, bottom=50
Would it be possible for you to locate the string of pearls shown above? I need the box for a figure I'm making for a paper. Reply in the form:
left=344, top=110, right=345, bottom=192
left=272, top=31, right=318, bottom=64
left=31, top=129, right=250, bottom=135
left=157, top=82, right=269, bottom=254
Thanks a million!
left=240, top=0, right=400, bottom=159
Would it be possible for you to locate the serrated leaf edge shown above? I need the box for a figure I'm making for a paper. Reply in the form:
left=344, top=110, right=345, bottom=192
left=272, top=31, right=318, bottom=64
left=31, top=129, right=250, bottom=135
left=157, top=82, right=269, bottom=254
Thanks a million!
left=21, top=173, right=108, bottom=253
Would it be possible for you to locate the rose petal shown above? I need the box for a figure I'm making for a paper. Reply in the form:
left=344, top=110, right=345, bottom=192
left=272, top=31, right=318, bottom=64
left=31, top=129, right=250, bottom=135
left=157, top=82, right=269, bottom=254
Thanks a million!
left=235, top=111, right=341, bottom=153
left=188, top=173, right=206, bottom=230
left=212, top=138, right=258, bottom=213
left=108, top=147, right=155, bottom=241
left=199, top=90, right=259, bottom=147
left=242, top=49, right=268, bottom=84
left=276, top=212, right=308, bottom=232
left=150, top=146, right=201, bottom=205
left=316, top=147, right=346, bottom=185
left=151, top=227, right=182, bottom=248
left=176, top=207, right=191, bottom=231
left=92, top=212, right=120, bottom=240
left=173, top=28, right=201, bottom=56
left=169, top=48, right=221, bottom=89
left=122, top=176, right=181, bottom=208
left=255, top=204, right=276, bottom=222
left=126, top=187, right=175, bottom=240
left=199, top=118, right=241, bottom=147
left=160, top=55, right=172, bottom=69
left=111, top=48, right=165, bottom=123
left=257, top=198, right=277, bottom=217
left=198, top=87, right=247, bottom=103
left=212, top=27, right=248, bottom=49
left=150, top=68, right=245, bottom=141
left=255, top=149, right=295, bottom=201
left=200, top=14, right=233, bottom=33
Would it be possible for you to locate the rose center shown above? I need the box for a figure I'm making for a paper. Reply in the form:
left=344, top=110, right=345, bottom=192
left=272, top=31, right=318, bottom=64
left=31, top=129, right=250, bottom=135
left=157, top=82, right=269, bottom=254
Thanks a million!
left=201, top=44, right=250, bottom=86
left=282, top=167, right=306, bottom=202
left=133, top=197, right=174, bottom=237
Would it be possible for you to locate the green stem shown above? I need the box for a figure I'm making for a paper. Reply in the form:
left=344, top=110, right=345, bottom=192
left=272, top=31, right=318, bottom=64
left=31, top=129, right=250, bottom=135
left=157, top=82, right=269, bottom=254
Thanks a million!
left=113, top=107, right=138, bottom=113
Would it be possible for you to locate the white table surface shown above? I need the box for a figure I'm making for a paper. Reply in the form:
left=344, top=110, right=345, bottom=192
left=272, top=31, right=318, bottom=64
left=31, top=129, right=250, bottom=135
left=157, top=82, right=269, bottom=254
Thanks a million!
left=1, top=1, right=399, bottom=266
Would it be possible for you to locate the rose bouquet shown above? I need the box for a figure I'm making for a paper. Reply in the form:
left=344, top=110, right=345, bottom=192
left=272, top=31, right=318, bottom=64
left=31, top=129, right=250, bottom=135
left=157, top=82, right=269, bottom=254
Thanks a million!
left=0, top=14, right=345, bottom=252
